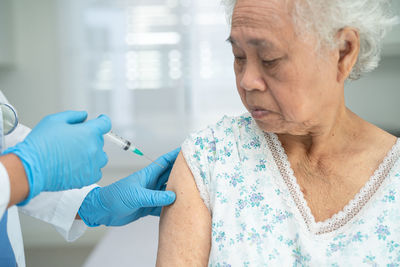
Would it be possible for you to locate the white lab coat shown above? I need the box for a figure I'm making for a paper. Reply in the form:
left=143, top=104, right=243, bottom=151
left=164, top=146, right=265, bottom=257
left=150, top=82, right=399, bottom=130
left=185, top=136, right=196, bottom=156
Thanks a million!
left=0, top=91, right=97, bottom=267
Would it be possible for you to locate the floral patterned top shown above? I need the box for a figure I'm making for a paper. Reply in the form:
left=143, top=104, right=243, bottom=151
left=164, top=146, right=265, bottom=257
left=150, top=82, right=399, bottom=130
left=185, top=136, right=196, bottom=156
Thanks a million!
left=181, top=114, right=400, bottom=267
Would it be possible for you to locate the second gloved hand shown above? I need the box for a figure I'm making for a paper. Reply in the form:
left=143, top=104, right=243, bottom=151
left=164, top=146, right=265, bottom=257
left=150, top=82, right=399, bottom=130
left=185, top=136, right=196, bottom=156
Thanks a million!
left=78, top=148, right=180, bottom=227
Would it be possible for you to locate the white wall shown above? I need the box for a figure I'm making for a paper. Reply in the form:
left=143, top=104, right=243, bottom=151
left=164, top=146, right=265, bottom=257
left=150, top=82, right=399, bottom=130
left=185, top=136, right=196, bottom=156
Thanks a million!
left=346, top=56, right=400, bottom=135
left=0, top=0, right=61, bottom=128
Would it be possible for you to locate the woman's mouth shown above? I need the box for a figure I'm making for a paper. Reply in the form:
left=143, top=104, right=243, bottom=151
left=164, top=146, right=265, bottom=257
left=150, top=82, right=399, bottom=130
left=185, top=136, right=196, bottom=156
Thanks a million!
left=250, top=109, right=271, bottom=119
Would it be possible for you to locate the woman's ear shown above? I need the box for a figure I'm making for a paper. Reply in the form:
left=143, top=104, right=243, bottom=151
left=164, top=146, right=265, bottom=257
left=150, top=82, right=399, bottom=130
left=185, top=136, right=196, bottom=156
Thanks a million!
left=336, top=27, right=360, bottom=82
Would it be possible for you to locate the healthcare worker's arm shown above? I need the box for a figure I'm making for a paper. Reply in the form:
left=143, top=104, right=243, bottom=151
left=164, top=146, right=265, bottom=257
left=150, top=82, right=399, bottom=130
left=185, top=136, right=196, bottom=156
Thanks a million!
left=4, top=122, right=100, bottom=241
left=0, top=156, right=24, bottom=218
left=156, top=152, right=211, bottom=266
left=0, top=154, right=29, bottom=207
left=3, top=111, right=111, bottom=205
left=5, top=122, right=179, bottom=240
left=21, top=147, right=178, bottom=241
left=27, top=148, right=179, bottom=240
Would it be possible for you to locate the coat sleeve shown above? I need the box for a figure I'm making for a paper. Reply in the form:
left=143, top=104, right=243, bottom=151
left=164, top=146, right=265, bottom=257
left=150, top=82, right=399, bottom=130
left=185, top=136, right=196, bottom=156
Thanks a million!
left=0, top=163, right=10, bottom=220
left=18, top=185, right=98, bottom=242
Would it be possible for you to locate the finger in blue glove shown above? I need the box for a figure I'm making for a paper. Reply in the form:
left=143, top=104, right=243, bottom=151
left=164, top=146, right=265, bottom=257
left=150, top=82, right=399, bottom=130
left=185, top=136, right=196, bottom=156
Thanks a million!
left=78, top=148, right=180, bottom=227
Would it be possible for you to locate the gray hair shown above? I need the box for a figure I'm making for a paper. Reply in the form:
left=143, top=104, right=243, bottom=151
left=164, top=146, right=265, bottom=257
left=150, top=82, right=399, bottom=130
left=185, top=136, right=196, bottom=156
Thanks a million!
left=221, top=0, right=399, bottom=80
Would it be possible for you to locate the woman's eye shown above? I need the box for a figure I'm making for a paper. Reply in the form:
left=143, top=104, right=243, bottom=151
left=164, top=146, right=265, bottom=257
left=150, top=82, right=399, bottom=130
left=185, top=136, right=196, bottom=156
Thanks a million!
left=262, top=58, right=279, bottom=67
left=234, top=56, right=247, bottom=64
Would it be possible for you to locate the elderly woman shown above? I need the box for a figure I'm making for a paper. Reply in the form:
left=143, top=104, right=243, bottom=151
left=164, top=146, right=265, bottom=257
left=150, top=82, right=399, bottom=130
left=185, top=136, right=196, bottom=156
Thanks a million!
left=157, top=0, right=399, bottom=265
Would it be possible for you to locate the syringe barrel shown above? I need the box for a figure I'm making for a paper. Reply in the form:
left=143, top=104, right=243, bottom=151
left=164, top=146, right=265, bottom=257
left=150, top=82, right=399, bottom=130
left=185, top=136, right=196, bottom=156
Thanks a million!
left=104, top=131, right=162, bottom=167
left=105, top=132, right=131, bottom=151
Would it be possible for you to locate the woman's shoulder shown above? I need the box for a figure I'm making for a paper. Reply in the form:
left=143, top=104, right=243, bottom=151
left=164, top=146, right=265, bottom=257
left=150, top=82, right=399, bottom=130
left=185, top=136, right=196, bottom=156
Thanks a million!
left=182, top=113, right=260, bottom=152
left=181, top=113, right=265, bottom=176
left=215, top=113, right=257, bottom=132
left=192, top=113, right=258, bottom=136
left=180, top=114, right=263, bottom=209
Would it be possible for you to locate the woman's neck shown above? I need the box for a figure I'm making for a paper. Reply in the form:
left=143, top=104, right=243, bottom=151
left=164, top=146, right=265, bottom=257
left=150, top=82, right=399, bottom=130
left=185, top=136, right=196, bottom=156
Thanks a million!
left=277, top=107, right=368, bottom=162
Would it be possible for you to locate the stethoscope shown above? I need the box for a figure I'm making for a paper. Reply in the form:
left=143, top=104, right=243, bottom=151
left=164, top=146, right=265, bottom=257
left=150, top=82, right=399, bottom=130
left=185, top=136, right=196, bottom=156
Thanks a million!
left=0, top=103, right=18, bottom=136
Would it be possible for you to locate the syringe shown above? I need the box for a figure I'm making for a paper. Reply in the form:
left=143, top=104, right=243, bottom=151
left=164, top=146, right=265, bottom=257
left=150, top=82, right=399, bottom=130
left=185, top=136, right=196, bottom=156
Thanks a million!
left=105, top=131, right=165, bottom=168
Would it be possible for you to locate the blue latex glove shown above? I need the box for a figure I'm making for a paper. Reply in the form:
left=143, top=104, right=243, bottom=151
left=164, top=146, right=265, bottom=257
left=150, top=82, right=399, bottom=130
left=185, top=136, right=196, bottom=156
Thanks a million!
left=78, top=148, right=180, bottom=227
left=3, top=111, right=111, bottom=205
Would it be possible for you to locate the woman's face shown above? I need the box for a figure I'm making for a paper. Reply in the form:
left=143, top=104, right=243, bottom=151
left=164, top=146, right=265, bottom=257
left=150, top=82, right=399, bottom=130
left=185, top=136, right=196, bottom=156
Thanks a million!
left=230, top=0, right=342, bottom=135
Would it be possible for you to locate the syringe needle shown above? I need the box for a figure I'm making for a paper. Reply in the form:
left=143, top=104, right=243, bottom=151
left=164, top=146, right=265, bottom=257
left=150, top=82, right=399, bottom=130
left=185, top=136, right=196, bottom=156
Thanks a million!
left=142, top=154, right=165, bottom=169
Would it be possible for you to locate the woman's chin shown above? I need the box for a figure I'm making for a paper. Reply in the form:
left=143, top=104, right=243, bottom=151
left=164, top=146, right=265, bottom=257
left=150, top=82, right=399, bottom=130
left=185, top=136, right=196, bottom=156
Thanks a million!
left=252, top=117, right=297, bottom=135
left=253, top=119, right=281, bottom=133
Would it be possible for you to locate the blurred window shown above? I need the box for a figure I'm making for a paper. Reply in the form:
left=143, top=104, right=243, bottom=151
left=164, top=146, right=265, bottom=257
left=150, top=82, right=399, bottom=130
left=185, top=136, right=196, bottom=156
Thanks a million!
left=61, top=0, right=245, bottom=160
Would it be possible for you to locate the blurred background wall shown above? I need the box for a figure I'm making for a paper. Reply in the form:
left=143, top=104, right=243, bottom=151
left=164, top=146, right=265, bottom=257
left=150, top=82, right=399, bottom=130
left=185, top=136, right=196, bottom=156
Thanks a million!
left=0, top=0, right=398, bottom=266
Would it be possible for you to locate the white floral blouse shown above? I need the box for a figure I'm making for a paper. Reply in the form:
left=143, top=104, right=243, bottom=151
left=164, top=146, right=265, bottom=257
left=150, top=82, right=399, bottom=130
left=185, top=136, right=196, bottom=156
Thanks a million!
left=181, top=114, right=400, bottom=267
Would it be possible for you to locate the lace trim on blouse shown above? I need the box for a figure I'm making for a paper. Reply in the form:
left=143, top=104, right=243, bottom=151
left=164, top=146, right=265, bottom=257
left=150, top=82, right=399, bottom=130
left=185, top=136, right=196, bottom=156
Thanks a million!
left=265, top=133, right=400, bottom=235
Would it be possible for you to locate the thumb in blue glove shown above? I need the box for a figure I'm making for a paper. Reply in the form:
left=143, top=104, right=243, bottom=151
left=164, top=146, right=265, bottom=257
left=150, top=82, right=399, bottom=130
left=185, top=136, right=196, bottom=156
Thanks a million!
left=78, top=148, right=180, bottom=227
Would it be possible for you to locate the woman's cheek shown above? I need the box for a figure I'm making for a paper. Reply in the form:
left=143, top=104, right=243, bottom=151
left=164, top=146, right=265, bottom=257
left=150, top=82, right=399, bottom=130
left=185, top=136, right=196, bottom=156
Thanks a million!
left=235, top=83, right=248, bottom=109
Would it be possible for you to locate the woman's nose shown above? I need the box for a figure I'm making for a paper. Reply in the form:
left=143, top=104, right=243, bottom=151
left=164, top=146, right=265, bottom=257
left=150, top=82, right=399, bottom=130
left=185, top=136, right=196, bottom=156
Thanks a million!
left=239, top=63, right=267, bottom=92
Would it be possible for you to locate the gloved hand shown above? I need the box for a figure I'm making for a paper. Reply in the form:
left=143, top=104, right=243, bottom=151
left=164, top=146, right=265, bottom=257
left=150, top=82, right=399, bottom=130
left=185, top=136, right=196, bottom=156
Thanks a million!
left=78, top=148, right=180, bottom=227
left=3, top=111, right=111, bottom=205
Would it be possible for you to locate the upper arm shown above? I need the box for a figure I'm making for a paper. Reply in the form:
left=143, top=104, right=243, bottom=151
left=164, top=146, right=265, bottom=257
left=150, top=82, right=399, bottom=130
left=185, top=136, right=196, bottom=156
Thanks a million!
left=156, top=151, right=211, bottom=267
